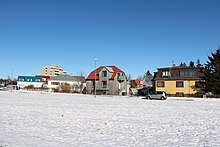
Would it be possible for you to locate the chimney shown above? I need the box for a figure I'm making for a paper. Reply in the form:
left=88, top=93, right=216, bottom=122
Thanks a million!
left=172, top=64, right=176, bottom=67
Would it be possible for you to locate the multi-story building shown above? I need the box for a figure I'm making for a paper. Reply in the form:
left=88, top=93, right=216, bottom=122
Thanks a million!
left=86, top=66, right=128, bottom=95
left=153, top=65, right=205, bottom=97
left=41, top=64, right=67, bottom=76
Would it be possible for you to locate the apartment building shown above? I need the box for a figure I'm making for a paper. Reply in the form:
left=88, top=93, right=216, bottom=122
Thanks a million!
left=86, top=65, right=128, bottom=95
left=41, top=64, right=67, bottom=76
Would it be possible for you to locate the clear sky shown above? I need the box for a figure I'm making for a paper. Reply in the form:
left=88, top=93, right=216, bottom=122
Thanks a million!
left=0, top=0, right=220, bottom=79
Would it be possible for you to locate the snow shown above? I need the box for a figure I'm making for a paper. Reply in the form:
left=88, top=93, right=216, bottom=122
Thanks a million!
left=0, top=91, right=220, bottom=147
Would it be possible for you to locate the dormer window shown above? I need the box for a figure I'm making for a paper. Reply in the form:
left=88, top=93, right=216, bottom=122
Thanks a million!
left=27, top=78, right=32, bottom=82
left=162, top=71, right=170, bottom=78
left=180, top=70, right=197, bottom=77
left=19, top=78, right=24, bottom=81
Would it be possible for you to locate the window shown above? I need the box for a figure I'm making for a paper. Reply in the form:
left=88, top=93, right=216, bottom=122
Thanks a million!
left=19, top=78, right=24, bottom=81
left=157, top=81, right=165, bottom=87
left=102, top=81, right=107, bottom=88
left=176, top=81, right=184, bottom=87
left=162, top=71, right=170, bottom=78
left=180, top=70, right=197, bottom=77
left=102, top=71, right=107, bottom=77
left=27, top=78, right=32, bottom=82
left=195, top=81, right=205, bottom=88
left=92, top=81, right=95, bottom=88
left=35, top=79, right=41, bottom=82
left=51, top=82, right=59, bottom=85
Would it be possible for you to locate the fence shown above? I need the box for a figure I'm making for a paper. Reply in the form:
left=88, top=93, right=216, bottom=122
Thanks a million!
left=167, top=93, right=220, bottom=98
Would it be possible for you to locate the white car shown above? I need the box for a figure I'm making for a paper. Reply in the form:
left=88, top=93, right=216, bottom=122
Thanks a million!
left=145, top=91, right=167, bottom=100
left=0, top=84, right=5, bottom=90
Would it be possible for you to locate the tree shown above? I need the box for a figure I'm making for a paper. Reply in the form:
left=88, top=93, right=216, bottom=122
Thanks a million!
left=189, top=61, right=195, bottom=67
left=196, top=59, right=202, bottom=67
left=183, top=62, right=186, bottom=66
left=127, top=74, right=132, bottom=81
left=60, top=83, right=71, bottom=93
left=204, top=48, right=220, bottom=94
left=146, top=70, right=152, bottom=76
left=179, top=62, right=186, bottom=66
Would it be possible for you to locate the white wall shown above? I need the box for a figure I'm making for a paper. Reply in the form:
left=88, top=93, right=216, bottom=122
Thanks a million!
left=17, top=81, right=44, bottom=88
left=47, top=80, right=84, bottom=92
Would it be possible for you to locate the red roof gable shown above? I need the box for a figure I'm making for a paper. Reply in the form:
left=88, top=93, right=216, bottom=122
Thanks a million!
left=86, top=65, right=126, bottom=80
left=134, top=80, right=142, bottom=86
left=109, top=66, right=125, bottom=79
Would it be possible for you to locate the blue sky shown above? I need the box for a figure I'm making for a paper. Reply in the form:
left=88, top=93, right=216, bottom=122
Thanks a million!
left=0, top=0, right=220, bottom=79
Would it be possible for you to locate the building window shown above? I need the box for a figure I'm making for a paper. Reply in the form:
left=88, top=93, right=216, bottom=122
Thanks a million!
left=51, top=82, right=59, bottom=85
left=27, top=78, right=32, bottom=82
left=19, top=78, right=24, bottom=81
left=162, top=71, right=170, bottom=78
left=92, top=81, right=95, bottom=88
left=157, top=81, right=165, bottom=87
left=180, top=70, right=197, bottom=77
left=35, top=79, right=41, bottom=82
left=176, top=81, right=184, bottom=87
left=102, top=81, right=107, bottom=88
left=102, top=71, right=107, bottom=77
left=195, top=81, right=205, bottom=88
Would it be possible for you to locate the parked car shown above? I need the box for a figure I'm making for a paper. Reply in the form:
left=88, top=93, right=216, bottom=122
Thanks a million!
left=144, top=91, right=167, bottom=100
left=0, top=84, right=5, bottom=90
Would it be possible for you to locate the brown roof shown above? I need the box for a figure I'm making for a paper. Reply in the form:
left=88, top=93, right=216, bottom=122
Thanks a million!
left=154, top=66, right=204, bottom=81
left=86, top=65, right=126, bottom=80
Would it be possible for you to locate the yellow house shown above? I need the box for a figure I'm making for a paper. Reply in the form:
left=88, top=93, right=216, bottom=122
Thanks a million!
left=154, top=65, right=204, bottom=97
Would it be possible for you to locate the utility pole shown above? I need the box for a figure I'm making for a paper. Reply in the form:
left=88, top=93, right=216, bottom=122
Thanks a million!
left=11, top=67, right=14, bottom=84
left=94, top=58, right=98, bottom=98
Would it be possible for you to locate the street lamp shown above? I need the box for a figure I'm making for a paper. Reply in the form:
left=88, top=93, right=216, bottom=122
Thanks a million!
left=94, top=58, right=98, bottom=98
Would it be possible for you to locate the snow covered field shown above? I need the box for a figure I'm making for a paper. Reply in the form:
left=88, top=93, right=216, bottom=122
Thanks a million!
left=0, top=91, right=220, bottom=147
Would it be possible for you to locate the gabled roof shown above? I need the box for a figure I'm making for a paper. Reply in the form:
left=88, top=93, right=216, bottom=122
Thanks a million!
left=86, top=65, right=125, bottom=80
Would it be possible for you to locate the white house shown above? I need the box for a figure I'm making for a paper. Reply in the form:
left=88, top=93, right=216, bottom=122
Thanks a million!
left=17, top=76, right=44, bottom=88
left=47, top=75, right=86, bottom=92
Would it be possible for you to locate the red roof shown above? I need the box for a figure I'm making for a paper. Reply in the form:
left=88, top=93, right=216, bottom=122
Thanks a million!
left=41, top=76, right=50, bottom=82
left=86, top=66, right=126, bottom=80
left=134, top=80, right=142, bottom=86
